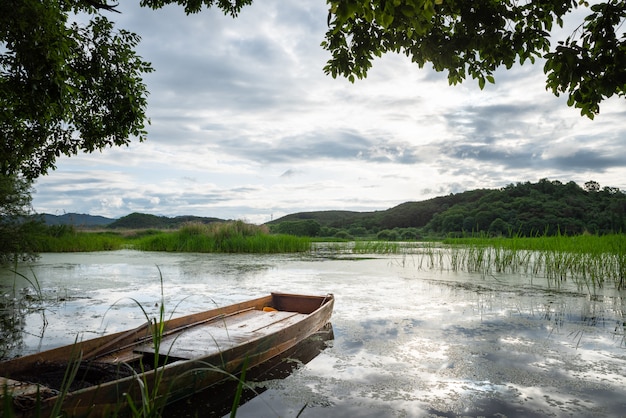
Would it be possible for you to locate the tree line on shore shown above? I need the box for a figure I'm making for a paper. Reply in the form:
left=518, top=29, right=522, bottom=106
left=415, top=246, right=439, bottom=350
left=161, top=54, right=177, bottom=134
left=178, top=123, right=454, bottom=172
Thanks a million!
left=268, top=179, right=626, bottom=239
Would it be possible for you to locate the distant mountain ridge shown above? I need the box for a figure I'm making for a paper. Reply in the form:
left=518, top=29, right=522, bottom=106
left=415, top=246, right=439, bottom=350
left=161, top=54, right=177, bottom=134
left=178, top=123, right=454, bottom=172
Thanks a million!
left=267, top=189, right=491, bottom=230
left=41, top=213, right=115, bottom=227
left=108, top=213, right=225, bottom=229
left=41, top=212, right=226, bottom=229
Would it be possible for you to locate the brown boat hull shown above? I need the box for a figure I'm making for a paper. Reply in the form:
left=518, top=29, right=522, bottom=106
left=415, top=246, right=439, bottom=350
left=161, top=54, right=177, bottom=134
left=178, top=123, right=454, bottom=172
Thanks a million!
left=1, top=293, right=334, bottom=417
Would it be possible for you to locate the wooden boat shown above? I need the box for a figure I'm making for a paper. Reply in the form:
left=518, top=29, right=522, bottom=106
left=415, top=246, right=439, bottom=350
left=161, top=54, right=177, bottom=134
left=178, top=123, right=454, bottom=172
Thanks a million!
left=0, top=292, right=334, bottom=417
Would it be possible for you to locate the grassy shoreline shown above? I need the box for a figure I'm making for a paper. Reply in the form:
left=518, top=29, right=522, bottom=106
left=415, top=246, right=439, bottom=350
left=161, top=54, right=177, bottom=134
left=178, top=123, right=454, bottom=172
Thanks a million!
left=32, top=221, right=312, bottom=253
left=26, top=223, right=626, bottom=290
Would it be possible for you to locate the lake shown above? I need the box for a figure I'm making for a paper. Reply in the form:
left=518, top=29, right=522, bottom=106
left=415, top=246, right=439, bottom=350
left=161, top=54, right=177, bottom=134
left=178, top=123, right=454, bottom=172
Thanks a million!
left=1, top=249, right=625, bottom=417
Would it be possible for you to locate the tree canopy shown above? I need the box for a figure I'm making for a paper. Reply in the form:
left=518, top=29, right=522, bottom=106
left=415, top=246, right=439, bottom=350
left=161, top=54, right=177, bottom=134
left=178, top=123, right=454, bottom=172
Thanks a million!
left=323, top=0, right=626, bottom=118
left=1, top=0, right=154, bottom=179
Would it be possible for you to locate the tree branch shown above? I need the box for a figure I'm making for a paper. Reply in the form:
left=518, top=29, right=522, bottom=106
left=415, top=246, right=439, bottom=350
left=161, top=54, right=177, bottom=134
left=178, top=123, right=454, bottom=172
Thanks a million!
left=83, top=0, right=121, bottom=13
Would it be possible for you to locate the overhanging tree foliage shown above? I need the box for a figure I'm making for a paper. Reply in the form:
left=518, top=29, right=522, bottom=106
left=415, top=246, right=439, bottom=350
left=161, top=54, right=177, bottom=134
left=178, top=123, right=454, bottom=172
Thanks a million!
left=0, top=0, right=155, bottom=180
left=323, top=0, right=626, bottom=118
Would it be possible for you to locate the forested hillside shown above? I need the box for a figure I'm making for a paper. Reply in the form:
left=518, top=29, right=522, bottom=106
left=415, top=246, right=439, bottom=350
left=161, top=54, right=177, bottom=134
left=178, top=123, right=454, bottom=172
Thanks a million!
left=107, top=213, right=225, bottom=229
left=269, top=180, right=626, bottom=238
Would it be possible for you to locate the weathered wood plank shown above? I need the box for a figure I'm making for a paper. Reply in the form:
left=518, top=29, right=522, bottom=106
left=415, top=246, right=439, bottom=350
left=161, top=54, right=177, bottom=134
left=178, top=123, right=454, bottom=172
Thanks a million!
left=216, top=310, right=305, bottom=332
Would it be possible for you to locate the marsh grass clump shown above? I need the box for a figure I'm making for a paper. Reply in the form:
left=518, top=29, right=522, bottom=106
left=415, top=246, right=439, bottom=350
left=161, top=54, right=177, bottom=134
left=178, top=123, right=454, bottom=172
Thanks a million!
left=352, top=241, right=401, bottom=254
left=315, top=240, right=430, bottom=256
left=33, top=225, right=126, bottom=252
left=440, top=233, right=626, bottom=290
left=135, top=221, right=311, bottom=253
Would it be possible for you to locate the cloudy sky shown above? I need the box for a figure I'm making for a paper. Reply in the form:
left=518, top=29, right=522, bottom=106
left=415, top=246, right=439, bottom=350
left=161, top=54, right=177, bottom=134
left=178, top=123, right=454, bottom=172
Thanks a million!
left=32, top=1, right=626, bottom=224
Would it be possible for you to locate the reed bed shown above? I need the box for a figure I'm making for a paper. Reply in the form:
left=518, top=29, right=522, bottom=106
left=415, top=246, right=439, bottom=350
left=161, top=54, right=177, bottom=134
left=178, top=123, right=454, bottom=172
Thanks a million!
left=134, top=221, right=311, bottom=253
left=318, top=240, right=435, bottom=255
left=352, top=241, right=401, bottom=254
left=337, top=235, right=626, bottom=290
left=33, top=231, right=126, bottom=252
left=440, top=234, right=626, bottom=290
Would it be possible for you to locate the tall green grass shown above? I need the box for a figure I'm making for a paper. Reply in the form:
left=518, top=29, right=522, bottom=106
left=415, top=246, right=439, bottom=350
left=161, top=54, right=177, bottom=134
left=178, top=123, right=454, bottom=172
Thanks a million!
left=441, top=233, right=626, bottom=290
left=317, top=240, right=429, bottom=255
left=29, top=221, right=311, bottom=253
left=352, top=241, right=401, bottom=254
left=297, top=235, right=625, bottom=291
left=134, top=221, right=311, bottom=253
left=33, top=228, right=126, bottom=252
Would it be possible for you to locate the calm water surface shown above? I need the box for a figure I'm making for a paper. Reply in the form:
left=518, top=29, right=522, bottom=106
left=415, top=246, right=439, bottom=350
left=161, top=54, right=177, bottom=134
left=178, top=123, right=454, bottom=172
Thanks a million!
left=1, top=250, right=625, bottom=417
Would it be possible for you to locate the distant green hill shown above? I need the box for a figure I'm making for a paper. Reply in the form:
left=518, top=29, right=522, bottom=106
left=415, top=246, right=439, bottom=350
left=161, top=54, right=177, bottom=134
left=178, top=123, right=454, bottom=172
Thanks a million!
left=42, top=213, right=114, bottom=227
left=41, top=212, right=227, bottom=229
left=269, top=180, right=626, bottom=237
left=268, top=189, right=491, bottom=230
left=107, top=213, right=225, bottom=229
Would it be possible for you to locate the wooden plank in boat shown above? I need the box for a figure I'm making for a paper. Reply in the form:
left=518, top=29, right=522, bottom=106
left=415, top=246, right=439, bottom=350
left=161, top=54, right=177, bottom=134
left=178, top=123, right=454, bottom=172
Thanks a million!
left=133, top=309, right=307, bottom=360
left=216, top=309, right=308, bottom=333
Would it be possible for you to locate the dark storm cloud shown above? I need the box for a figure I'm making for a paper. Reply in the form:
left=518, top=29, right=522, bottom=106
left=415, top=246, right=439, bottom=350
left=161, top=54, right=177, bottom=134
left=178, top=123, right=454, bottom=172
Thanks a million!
left=215, top=131, right=370, bottom=163
left=439, top=138, right=626, bottom=174
left=444, top=103, right=549, bottom=141
left=142, top=48, right=290, bottom=114
left=441, top=143, right=539, bottom=170
left=439, top=97, right=626, bottom=175
left=38, top=176, right=110, bottom=187
left=114, top=2, right=310, bottom=115
left=547, top=150, right=626, bottom=172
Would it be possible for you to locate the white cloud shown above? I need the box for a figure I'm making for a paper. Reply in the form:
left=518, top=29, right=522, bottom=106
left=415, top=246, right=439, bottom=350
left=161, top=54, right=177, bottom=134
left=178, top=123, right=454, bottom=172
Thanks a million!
left=100, top=196, right=125, bottom=210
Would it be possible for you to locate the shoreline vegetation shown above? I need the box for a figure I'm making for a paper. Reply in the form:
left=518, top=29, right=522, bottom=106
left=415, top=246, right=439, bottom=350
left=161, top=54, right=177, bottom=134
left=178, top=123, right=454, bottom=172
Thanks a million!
left=323, top=234, right=626, bottom=291
left=443, top=234, right=626, bottom=290
left=32, top=221, right=312, bottom=254
left=19, top=220, right=626, bottom=290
